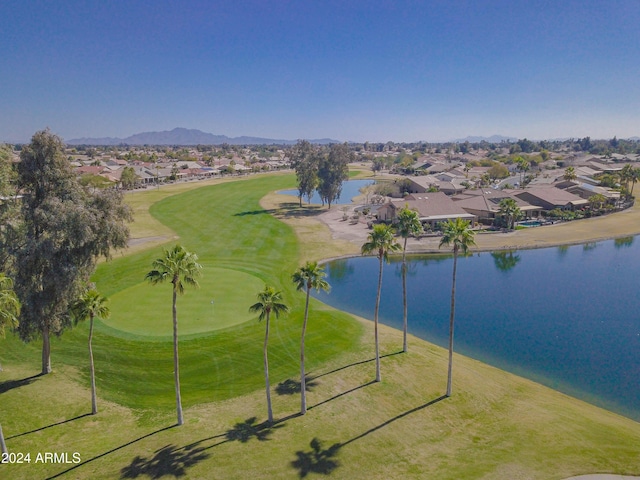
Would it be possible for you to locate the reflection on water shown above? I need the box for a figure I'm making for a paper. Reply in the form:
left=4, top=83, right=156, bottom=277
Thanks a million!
left=491, top=250, right=521, bottom=272
left=316, top=238, right=640, bottom=421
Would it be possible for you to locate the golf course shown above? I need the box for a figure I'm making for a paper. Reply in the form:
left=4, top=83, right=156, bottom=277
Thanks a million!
left=1, top=172, right=639, bottom=479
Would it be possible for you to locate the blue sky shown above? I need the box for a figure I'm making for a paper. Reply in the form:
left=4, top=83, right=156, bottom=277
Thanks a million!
left=2, top=0, right=639, bottom=143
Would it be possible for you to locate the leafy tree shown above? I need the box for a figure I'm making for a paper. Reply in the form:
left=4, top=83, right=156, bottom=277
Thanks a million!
left=395, top=207, right=423, bottom=352
left=317, top=143, right=352, bottom=208
left=487, top=164, right=509, bottom=181
left=290, top=140, right=319, bottom=206
left=371, top=157, right=385, bottom=175
left=563, top=166, right=577, bottom=182
left=497, top=198, right=522, bottom=230
left=249, top=285, right=289, bottom=423
left=0, top=273, right=20, bottom=340
left=292, top=262, right=330, bottom=414
left=439, top=218, right=476, bottom=397
left=120, top=166, right=138, bottom=189
left=361, top=224, right=401, bottom=382
left=8, top=130, right=131, bottom=375
left=146, top=244, right=202, bottom=426
left=71, top=288, right=110, bottom=415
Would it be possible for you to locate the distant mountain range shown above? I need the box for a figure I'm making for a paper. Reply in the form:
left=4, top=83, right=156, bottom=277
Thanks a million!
left=451, top=135, right=518, bottom=143
left=67, top=128, right=339, bottom=146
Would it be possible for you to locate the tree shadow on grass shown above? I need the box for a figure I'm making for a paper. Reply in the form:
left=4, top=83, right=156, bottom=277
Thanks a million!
left=340, top=395, right=447, bottom=447
left=0, top=373, right=42, bottom=394
left=8, top=413, right=91, bottom=440
left=275, top=377, right=319, bottom=396
left=233, top=209, right=277, bottom=217
left=45, top=425, right=176, bottom=480
left=308, top=381, right=376, bottom=410
left=120, top=444, right=210, bottom=479
left=225, top=416, right=284, bottom=443
left=308, top=351, right=403, bottom=381
left=291, top=438, right=341, bottom=478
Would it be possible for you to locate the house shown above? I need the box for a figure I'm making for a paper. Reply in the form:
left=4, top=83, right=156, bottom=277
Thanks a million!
left=377, top=192, right=476, bottom=227
left=452, top=190, right=542, bottom=223
left=514, top=187, right=588, bottom=211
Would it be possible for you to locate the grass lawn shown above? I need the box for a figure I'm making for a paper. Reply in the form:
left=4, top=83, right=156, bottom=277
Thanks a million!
left=1, top=172, right=639, bottom=479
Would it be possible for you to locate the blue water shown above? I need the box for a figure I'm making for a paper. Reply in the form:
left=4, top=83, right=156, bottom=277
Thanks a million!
left=314, top=238, right=640, bottom=421
left=279, top=179, right=374, bottom=205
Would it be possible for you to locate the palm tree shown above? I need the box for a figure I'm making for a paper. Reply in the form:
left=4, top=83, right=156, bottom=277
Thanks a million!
left=292, top=262, right=330, bottom=415
left=497, top=198, right=522, bottom=230
left=71, top=289, right=110, bottom=415
left=249, top=285, right=289, bottom=424
left=439, top=218, right=476, bottom=397
left=361, top=223, right=401, bottom=382
left=146, top=245, right=202, bottom=426
left=395, top=207, right=423, bottom=353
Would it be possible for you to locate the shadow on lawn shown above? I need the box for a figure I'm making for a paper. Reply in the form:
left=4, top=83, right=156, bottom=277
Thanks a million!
left=45, top=425, right=176, bottom=480
left=291, top=438, right=341, bottom=478
left=276, top=376, right=319, bottom=396
left=8, top=413, right=91, bottom=440
left=0, top=373, right=42, bottom=394
left=308, top=351, right=403, bottom=381
left=120, top=444, right=210, bottom=479
left=291, top=395, right=447, bottom=477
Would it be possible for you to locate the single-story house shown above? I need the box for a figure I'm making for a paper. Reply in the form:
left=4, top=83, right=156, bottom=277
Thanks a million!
left=451, top=190, right=542, bottom=222
left=377, top=192, right=476, bottom=227
left=514, top=187, right=589, bottom=211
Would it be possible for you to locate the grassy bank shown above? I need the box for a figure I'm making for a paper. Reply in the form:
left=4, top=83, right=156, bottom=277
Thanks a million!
left=1, top=172, right=639, bottom=479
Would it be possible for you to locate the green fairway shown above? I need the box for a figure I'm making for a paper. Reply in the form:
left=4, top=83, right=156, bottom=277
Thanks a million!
left=105, top=266, right=265, bottom=336
left=2, top=172, right=640, bottom=480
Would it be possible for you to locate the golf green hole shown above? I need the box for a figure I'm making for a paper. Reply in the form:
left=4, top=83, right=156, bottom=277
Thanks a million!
left=103, top=267, right=265, bottom=336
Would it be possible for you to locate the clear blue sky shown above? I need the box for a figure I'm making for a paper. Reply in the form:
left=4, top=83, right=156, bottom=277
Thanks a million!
left=2, top=0, right=639, bottom=143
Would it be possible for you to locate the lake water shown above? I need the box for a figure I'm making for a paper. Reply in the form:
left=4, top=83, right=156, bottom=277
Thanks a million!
left=279, top=179, right=374, bottom=205
left=313, top=237, right=640, bottom=421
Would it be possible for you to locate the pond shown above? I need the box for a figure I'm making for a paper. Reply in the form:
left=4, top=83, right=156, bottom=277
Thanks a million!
left=279, top=179, right=375, bottom=205
left=313, top=237, right=640, bottom=421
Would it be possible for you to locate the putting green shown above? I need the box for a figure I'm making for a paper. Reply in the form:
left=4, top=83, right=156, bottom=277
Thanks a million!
left=103, top=266, right=265, bottom=337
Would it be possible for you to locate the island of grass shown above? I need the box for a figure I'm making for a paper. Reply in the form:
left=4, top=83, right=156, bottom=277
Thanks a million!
left=1, top=172, right=639, bottom=480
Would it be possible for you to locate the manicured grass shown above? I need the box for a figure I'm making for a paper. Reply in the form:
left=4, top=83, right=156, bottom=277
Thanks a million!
left=1, top=171, right=640, bottom=479
left=106, top=266, right=265, bottom=336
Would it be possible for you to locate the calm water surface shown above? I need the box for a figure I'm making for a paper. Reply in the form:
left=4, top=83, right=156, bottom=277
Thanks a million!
left=279, top=179, right=374, bottom=205
left=314, top=237, right=640, bottom=421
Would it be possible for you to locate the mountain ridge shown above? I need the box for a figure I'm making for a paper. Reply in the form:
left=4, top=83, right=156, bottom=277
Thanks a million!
left=67, top=127, right=339, bottom=146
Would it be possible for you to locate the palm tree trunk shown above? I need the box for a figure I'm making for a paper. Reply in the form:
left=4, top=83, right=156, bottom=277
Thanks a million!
left=300, top=288, right=310, bottom=415
left=172, top=286, right=184, bottom=426
left=89, top=315, right=97, bottom=415
left=0, top=424, right=7, bottom=455
left=374, top=254, right=383, bottom=382
left=264, top=311, right=273, bottom=423
left=446, top=250, right=458, bottom=397
left=42, top=323, right=51, bottom=375
left=402, top=237, right=408, bottom=353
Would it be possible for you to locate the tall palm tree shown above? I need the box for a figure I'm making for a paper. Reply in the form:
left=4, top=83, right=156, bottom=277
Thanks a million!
left=249, top=285, right=289, bottom=424
left=361, top=223, right=401, bottom=382
left=146, top=245, right=202, bottom=426
left=71, top=289, right=110, bottom=415
left=395, top=207, right=423, bottom=353
left=292, top=262, right=330, bottom=415
left=439, top=218, right=476, bottom=397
